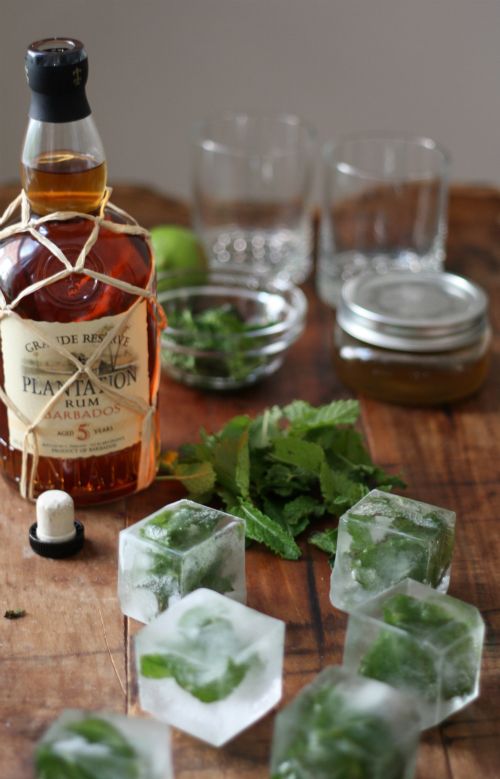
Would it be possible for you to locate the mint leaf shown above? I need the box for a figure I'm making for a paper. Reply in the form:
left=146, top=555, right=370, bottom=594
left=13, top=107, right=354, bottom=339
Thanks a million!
left=283, top=495, right=325, bottom=527
left=35, top=717, right=140, bottom=779
left=344, top=514, right=374, bottom=548
left=231, top=497, right=301, bottom=560
left=138, top=505, right=237, bottom=611
left=140, top=653, right=250, bottom=703
left=140, top=609, right=253, bottom=702
left=163, top=303, right=277, bottom=383
left=283, top=399, right=360, bottom=430
left=308, top=528, right=338, bottom=556
left=373, top=472, right=407, bottom=490
left=360, top=629, right=439, bottom=701
left=35, top=749, right=89, bottom=779
left=67, top=718, right=135, bottom=757
left=343, top=496, right=452, bottom=593
left=383, top=594, right=454, bottom=637
left=360, top=594, right=477, bottom=701
left=179, top=430, right=215, bottom=463
left=382, top=594, right=477, bottom=699
left=213, top=416, right=250, bottom=498
left=183, top=552, right=234, bottom=595
left=271, top=437, right=325, bottom=475
left=248, top=406, right=282, bottom=449
left=390, top=512, right=453, bottom=588
left=142, top=545, right=235, bottom=614
left=280, top=399, right=313, bottom=424
left=353, top=536, right=428, bottom=592
left=171, top=461, right=215, bottom=498
left=260, top=462, right=312, bottom=498
left=271, top=680, right=407, bottom=779
left=141, top=561, right=179, bottom=613
left=4, top=608, right=26, bottom=619
left=319, top=462, right=368, bottom=512
left=141, top=505, right=220, bottom=550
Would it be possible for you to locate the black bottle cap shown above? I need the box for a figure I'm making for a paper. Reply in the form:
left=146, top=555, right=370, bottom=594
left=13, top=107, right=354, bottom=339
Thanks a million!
left=29, top=520, right=85, bottom=559
left=25, top=38, right=91, bottom=123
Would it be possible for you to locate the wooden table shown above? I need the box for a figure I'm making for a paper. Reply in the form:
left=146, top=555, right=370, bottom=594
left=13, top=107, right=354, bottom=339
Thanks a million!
left=0, top=184, right=499, bottom=778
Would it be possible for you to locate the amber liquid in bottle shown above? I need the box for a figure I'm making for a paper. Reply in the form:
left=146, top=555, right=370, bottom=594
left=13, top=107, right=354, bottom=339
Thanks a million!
left=0, top=152, right=162, bottom=504
left=21, top=151, right=107, bottom=215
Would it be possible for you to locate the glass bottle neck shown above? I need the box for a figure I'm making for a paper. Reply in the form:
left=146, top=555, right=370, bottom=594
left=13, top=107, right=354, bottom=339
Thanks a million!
left=21, top=115, right=107, bottom=216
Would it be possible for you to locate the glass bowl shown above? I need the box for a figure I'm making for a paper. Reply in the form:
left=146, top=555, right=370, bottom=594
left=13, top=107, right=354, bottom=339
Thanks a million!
left=158, top=269, right=307, bottom=389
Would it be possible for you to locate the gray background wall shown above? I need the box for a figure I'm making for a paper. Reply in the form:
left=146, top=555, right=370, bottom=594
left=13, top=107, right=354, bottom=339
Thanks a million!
left=1, top=0, right=499, bottom=201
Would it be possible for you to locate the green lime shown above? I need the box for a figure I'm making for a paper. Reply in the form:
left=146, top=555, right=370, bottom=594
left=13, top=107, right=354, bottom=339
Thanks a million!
left=151, top=225, right=209, bottom=291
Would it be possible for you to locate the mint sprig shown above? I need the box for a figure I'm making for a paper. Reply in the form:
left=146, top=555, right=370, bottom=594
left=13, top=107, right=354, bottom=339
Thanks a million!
left=159, top=400, right=404, bottom=560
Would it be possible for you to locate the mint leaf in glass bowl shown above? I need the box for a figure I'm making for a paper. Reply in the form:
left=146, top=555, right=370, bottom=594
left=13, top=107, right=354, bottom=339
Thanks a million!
left=158, top=268, right=307, bottom=389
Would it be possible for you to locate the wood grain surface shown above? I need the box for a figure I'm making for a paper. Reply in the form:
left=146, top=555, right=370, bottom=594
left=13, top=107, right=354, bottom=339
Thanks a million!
left=0, top=184, right=498, bottom=778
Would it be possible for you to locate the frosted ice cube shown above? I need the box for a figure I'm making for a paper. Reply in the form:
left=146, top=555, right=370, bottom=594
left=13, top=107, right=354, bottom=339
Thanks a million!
left=270, top=665, right=420, bottom=779
left=118, top=499, right=246, bottom=622
left=330, top=489, right=455, bottom=610
left=34, top=709, right=172, bottom=779
left=343, top=578, right=485, bottom=729
left=135, top=588, right=285, bottom=746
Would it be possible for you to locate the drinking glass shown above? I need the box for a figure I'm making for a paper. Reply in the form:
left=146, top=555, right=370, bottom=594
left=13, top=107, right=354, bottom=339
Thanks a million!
left=192, top=113, right=315, bottom=283
left=317, top=134, right=450, bottom=306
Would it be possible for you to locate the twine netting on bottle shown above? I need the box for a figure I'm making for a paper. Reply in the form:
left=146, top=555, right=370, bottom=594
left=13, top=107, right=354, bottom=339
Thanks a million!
left=0, top=188, right=162, bottom=500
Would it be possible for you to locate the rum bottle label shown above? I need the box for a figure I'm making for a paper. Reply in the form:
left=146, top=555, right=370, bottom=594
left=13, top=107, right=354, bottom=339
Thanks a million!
left=1, top=302, right=150, bottom=459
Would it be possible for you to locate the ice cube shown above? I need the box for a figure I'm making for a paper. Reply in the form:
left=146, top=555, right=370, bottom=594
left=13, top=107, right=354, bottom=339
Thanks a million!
left=330, top=489, right=455, bottom=610
left=118, top=499, right=246, bottom=622
left=343, top=578, right=485, bottom=729
left=270, top=665, right=420, bottom=779
left=135, top=587, right=286, bottom=746
left=34, top=709, right=172, bottom=778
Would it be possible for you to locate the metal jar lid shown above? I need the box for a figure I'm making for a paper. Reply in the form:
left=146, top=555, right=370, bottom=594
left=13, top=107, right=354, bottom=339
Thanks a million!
left=337, top=271, right=489, bottom=352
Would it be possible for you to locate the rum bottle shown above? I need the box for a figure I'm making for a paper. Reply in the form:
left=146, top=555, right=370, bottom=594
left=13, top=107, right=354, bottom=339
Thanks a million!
left=0, top=38, right=163, bottom=504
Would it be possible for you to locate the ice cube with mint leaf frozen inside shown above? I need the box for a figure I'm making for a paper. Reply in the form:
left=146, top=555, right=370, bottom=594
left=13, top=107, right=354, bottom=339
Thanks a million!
left=270, top=665, right=420, bottom=779
left=118, top=499, right=246, bottom=623
left=330, top=489, right=455, bottom=611
left=343, top=578, right=485, bottom=729
left=34, top=709, right=172, bottom=779
left=135, top=588, right=285, bottom=746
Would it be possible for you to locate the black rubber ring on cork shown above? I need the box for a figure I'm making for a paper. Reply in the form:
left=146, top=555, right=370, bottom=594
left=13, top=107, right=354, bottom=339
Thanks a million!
left=29, top=521, right=84, bottom=559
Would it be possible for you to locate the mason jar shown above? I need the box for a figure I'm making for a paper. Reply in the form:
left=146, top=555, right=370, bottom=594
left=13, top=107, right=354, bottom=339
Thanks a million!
left=333, top=271, right=491, bottom=405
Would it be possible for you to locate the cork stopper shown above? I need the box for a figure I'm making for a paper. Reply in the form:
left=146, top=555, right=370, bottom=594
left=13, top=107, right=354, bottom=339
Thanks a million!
left=36, top=490, right=76, bottom=543
left=29, top=490, right=84, bottom=558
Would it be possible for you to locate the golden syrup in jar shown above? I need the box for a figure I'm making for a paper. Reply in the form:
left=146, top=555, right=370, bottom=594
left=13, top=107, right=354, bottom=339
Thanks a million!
left=333, top=271, right=491, bottom=406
